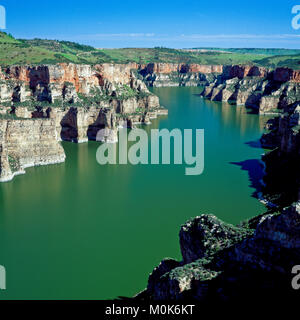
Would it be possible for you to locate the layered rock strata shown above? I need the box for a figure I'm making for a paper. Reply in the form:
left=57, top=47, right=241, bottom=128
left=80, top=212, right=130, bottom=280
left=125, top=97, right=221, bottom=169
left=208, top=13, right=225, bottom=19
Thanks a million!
left=0, top=119, right=65, bottom=182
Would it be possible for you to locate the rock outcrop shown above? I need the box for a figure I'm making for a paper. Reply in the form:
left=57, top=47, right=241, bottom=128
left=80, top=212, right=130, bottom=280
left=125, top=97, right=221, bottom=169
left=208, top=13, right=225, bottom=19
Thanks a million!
left=140, top=204, right=300, bottom=302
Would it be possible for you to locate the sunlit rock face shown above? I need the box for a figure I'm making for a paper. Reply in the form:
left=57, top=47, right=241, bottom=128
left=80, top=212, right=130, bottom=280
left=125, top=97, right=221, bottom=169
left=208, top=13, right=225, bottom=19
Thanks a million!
left=0, top=118, right=66, bottom=182
left=198, top=66, right=300, bottom=114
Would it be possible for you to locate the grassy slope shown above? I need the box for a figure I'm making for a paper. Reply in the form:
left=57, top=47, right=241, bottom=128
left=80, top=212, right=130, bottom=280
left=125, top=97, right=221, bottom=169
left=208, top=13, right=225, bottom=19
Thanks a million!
left=0, top=32, right=299, bottom=69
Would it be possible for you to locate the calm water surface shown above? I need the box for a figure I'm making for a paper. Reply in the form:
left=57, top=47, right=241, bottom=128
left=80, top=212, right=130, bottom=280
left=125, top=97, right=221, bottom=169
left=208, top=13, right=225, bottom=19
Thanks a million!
left=0, top=87, right=267, bottom=299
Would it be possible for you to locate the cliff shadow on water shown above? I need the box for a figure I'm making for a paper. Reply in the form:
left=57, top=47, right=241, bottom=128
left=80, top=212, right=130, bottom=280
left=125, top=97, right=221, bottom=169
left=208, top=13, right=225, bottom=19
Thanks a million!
left=230, top=158, right=265, bottom=200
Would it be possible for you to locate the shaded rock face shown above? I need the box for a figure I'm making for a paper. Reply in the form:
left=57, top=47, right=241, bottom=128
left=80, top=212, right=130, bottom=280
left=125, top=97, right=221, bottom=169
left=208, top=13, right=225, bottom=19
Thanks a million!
left=143, top=204, right=300, bottom=302
left=222, top=65, right=268, bottom=79
left=179, top=215, right=253, bottom=264
left=273, top=68, right=300, bottom=83
left=259, top=83, right=300, bottom=208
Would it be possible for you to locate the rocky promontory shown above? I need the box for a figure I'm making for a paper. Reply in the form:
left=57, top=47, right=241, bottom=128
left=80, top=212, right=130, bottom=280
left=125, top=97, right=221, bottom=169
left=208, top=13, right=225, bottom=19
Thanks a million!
left=138, top=203, right=300, bottom=302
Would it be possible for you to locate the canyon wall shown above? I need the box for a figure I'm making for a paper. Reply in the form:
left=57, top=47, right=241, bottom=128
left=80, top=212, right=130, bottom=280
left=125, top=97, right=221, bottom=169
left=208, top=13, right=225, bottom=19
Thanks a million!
left=136, top=63, right=300, bottom=115
left=198, top=67, right=300, bottom=114
left=0, top=63, right=166, bottom=181
left=1, top=61, right=299, bottom=182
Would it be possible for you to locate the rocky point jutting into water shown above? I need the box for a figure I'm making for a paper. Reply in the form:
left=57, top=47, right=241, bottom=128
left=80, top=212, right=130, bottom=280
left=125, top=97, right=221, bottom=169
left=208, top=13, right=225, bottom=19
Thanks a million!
left=0, top=63, right=166, bottom=182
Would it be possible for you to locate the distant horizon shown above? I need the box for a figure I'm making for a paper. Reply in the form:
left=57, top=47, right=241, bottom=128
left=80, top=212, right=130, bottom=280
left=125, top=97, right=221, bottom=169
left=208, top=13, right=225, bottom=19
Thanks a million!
left=3, top=32, right=300, bottom=51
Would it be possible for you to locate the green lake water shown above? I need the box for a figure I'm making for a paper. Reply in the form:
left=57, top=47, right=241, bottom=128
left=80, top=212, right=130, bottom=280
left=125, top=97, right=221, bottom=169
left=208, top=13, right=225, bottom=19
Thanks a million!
left=0, top=87, right=267, bottom=299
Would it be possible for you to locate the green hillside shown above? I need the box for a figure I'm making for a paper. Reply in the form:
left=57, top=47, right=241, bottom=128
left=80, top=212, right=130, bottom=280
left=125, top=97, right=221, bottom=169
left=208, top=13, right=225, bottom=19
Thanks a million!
left=0, top=32, right=20, bottom=44
left=0, top=32, right=299, bottom=69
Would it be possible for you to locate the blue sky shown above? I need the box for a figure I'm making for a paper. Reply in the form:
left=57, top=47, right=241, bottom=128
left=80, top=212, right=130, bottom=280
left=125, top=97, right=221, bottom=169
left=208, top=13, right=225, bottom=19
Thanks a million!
left=1, top=0, right=300, bottom=48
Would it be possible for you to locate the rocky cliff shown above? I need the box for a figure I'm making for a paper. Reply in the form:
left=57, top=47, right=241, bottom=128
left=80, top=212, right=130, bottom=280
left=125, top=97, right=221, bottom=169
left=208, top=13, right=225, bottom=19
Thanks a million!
left=259, top=92, right=300, bottom=208
left=199, top=66, right=300, bottom=114
left=0, top=63, right=166, bottom=181
left=138, top=203, right=300, bottom=302
left=135, top=63, right=300, bottom=115
left=0, top=118, right=65, bottom=182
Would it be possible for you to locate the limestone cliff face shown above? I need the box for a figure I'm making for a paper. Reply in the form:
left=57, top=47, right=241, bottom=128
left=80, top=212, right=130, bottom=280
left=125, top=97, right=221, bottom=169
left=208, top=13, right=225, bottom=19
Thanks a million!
left=0, top=63, right=140, bottom=98
left=200, top=67, right=300, bottom=114
left=0, top=63, right=165, bottom=181
left=137, top=63, right=271, bottom=88
left=0, top=119, right=65, bottom=182
left=137, top=63, right=223, bottom=87
left=138, top=63, right=300, bottom=115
